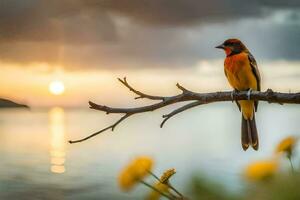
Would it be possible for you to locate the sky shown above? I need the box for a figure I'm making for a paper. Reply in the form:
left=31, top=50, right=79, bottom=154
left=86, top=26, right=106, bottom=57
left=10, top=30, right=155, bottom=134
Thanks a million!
left=0, top=0, right=300, bottom=107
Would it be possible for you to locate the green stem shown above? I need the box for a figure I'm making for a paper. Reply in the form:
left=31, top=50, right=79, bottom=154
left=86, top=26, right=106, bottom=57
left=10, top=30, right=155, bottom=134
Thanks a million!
left=288, top=156, right=295, bottom=173
left=168, top=183, right=184, bottom=198
left=148, top=170, right=161, bottom=181
left=139, top=180, right=175, bottom=200
left=148, top=171, right=184, bottom=198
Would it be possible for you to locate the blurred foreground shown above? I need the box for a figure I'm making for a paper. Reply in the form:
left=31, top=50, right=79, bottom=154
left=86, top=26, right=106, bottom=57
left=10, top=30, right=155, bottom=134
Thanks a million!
left=0, top=104, right=299, bottom=199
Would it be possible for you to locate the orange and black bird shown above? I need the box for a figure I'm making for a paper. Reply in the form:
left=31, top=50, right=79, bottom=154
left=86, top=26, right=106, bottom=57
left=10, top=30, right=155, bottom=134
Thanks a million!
left=216, top=39, right=261, bottom=151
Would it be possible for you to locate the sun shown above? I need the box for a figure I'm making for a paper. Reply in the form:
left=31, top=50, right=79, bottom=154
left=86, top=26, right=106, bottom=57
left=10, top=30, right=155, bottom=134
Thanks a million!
left=49, top=80, right=65, bottom=95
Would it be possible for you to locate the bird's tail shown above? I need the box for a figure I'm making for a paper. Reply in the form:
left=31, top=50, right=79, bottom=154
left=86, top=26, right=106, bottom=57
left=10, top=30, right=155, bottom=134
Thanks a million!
left=241, top=114, right=259, bottom=151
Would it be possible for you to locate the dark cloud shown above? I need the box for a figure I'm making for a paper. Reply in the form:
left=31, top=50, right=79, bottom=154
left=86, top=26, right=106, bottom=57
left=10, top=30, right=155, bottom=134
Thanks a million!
left=89, top=0, right=261, bottom=26
left=0, top=0, right=118, bottom=43
left=79, top=0, right=300, bottom=26
left=1, top=0, right=300, bottom=42
left=0, top=0, right=299, bottom=69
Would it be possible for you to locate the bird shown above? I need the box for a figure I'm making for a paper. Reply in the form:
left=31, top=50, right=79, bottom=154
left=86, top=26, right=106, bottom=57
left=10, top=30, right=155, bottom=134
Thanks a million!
left=216, top=39, right=261, bottom=151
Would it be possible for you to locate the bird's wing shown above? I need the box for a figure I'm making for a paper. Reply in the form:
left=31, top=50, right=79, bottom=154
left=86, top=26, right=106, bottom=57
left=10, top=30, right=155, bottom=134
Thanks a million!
left=248, top=53, right=261, bottom=111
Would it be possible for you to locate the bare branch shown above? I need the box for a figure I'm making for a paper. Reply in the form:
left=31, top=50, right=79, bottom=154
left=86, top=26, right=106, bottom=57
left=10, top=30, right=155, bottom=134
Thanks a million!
left=161, top=101, right=204, bottom=128
left=69, top=78, right=300, bottom=144
left=118, top=77, right=166, bottom=101
left=69, top=113, right=132, bottom=144
left=176, top=83, right=190, bottom=93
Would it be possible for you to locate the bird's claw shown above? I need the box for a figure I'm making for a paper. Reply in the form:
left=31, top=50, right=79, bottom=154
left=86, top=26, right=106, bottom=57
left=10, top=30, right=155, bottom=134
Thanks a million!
left=231, top=89, right=238, bottom=102
left=247, top=88, right=252, bottom=100
left=231, top=90, right=234, bottom=102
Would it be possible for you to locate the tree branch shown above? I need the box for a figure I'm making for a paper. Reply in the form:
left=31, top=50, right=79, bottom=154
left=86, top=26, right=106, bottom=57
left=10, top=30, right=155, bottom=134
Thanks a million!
left=69, top=113, right=132, bottom=144
left=161, top=101, right=204, bottom=128
left=69, top=78, right=300, bottom=144
left=118, top=77, right=166, bottom=101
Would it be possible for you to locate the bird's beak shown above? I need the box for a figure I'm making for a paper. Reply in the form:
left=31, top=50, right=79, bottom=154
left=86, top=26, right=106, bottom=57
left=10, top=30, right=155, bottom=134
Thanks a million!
left=215, top=44, right=225, bottom=49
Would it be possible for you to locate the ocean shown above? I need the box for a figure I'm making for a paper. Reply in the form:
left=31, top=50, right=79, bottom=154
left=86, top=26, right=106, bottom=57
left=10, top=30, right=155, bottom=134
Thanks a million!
left=0, top=102, right=299, bottom=199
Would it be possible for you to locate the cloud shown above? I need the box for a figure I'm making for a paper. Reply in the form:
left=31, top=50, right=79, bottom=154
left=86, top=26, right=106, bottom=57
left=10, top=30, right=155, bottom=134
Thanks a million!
left=78, top=0, right=300, bottom=26
left=0, top=0, right=299, bottom=69
left=89, top=0, right=261, bottom=26
left=0, top=0, right=118, bottom=43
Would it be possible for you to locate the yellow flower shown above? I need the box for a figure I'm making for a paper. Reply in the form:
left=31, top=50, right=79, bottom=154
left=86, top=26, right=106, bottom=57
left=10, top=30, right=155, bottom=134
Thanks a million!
left=146, top=182, right=170, bottom=200
left=133, top=156, right=154, bottom=178
left=245, top=160, right=278, bottom=181
left=119, top=165, right=136, bottom=191
left=276, top=136, right=297, bottom=157
left=118, top=156, right=154, bottom=191
left=160, top=168, right=176, bottom=183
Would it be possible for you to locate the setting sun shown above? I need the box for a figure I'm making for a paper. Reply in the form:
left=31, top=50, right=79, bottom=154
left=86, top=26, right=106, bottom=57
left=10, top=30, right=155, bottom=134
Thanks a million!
left=49, top=80, right=65, bottom=95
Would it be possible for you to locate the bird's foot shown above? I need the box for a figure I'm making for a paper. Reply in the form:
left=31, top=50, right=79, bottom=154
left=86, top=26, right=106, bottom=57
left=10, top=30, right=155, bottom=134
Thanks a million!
left=231, top=89, right=238, bottom=102
left=247, top=88, right=252, bottom=100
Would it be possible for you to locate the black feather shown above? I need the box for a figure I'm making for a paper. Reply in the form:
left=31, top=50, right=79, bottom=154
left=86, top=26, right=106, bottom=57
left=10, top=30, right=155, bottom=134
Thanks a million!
left=241, top=114, right=259, bottom=151
left=248, top=53, right=261, bottom=112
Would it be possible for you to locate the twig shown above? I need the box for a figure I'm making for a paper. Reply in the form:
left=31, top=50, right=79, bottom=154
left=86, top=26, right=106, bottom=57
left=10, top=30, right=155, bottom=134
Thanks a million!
left=161, top=101, right=204, bottom=128
left=69, top=78, right=300, bottom=144
left=118, top=77, right=166, bottom=101
left=69, top=113, right=132, bottom=143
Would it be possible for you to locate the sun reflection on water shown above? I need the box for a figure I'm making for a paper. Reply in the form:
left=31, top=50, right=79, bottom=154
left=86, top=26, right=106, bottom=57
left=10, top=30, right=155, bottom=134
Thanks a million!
left=49, top=107, right=66, bottom=174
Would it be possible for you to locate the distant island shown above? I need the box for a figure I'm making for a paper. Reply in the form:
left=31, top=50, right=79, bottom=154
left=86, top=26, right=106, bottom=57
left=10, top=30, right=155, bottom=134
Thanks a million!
left=0, top=98, right=29, bottom=109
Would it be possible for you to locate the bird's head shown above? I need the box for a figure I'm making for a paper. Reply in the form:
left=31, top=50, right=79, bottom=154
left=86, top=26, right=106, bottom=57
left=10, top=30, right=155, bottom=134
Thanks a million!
left=216, top=39, right=248, bottom=56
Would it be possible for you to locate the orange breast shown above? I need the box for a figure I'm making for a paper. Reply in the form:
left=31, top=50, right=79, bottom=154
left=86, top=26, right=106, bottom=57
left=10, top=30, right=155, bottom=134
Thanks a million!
left=224, top=53, right=247, bottom=73
left=224, top=52, right=257, bottom=91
